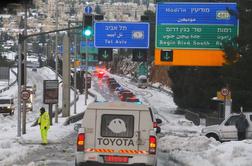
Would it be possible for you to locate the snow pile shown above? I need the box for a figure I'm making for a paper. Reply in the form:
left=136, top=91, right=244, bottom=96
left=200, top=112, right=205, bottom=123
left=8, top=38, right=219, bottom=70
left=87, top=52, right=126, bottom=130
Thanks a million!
left=159, top=135, right=252, bottom=166
left=111, top=73, right=252, bottom=166
left=0, top=67, right=95, bottom=165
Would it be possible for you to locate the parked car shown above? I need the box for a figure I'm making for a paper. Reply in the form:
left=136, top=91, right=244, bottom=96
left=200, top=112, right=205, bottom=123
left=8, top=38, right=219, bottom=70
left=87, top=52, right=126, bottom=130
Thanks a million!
left=201, top=113, right=252, bottom=141
left=0, top=96, right=15, bottom=115
left=74, top=101, right=161, bottom=166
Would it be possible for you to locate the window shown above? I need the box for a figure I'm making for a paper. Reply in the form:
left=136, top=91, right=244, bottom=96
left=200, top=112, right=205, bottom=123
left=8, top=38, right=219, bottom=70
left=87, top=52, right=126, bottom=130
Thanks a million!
left=250, top=115, right=252, bottom=121
left=0, top=99, right=11, bottom=104
left=101, top=114, right=134, bottom=138
left=225, top=115, right=240, bottom=126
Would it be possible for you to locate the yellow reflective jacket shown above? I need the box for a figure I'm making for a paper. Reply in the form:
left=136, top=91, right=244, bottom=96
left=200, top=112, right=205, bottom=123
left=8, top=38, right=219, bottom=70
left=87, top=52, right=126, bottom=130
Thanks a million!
left=38, top=112, right=50, bottom=130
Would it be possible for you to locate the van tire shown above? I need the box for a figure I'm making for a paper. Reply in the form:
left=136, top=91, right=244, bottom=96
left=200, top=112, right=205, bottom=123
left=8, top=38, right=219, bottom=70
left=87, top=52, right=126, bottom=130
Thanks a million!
left=206, top=133, right=220, bottom=141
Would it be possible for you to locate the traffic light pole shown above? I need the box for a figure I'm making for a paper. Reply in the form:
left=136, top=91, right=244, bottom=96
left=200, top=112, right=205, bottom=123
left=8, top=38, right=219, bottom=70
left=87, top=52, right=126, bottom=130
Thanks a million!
left=85, top=37, right=88, bottom=105
left=17, top=36, right=22, bottom=137
left=16, top=26, right=82, bottom=137
left=54, top=0, right=59, bottom=123
left=74, top=30, right=77, bottom=114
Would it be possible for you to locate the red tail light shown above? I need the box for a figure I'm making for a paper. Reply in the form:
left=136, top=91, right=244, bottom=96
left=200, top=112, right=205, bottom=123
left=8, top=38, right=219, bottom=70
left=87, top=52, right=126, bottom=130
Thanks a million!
left=149, top=136, right=156, bottom=154
left=77, top=133, right=85, bottom=151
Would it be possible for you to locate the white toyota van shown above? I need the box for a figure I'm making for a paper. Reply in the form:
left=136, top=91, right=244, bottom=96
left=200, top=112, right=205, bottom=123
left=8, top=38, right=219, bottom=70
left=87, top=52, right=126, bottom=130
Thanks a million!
left=75, top=101, right=161, bottom=166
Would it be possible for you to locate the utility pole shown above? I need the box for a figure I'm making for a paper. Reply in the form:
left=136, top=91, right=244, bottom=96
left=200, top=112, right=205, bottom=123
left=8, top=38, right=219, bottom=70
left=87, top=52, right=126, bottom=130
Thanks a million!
left=62, top=34, right=70, bottom=117
left=17, top=35, right=22, bottom=137
left=74, top=29, right=77, bottom=114
left=22, top=2, right=28, bottom=135
left=85, top=37, right=88, bottom=105
left=54, top=0, right=59, bottom=123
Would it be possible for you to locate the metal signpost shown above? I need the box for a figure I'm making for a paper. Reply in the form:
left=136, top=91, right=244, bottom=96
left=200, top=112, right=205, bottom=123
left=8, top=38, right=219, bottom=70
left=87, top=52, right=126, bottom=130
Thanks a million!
left=221, top=87, right=231, bottom=119
left=156, top=3, right=238, bottom=49
left=43, top=80, right=59, bottom=125
left=94, top=22, right=150, bottom=48
left=21, top=90, right=30, bottom=101
left=83, top=6, right=93, bottom=105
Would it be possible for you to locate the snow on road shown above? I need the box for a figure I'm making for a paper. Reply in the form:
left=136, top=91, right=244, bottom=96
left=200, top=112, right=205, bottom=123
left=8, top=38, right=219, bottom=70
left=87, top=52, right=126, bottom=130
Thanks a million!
left=0, top=67, right=95, bottom=166
left=111, top=74, right=252, bottom=166
left=1, top=68, right=252, bottom=166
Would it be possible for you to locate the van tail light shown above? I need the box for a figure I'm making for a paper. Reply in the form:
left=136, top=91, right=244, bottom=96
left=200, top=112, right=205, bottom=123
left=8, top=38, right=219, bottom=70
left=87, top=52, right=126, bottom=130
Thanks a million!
left=153, top=122, right=157, bottom=128
left=77, top=133, right=85, bottom=151
left=149, top=136, right=156, bottom=154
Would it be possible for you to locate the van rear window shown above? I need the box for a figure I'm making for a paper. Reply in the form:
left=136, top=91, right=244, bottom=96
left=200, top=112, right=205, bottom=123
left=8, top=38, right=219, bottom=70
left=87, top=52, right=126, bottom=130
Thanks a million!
left=101, top=114, right=134, bottom=138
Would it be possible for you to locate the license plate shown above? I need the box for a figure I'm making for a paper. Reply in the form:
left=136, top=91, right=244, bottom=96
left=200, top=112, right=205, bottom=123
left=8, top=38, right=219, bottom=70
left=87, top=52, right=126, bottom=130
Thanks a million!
left=104, top=155, right=128, bottom=163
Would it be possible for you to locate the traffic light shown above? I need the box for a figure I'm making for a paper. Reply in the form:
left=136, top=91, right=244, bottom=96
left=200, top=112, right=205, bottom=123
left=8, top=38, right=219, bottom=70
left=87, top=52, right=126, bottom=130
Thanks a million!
left=98, top=48, right=113, bottom=61
left=82, top=15, right=93, bottom=38
left=132, top=49, right=147, bottom=62
left=160, top=50, right=173, bottom=62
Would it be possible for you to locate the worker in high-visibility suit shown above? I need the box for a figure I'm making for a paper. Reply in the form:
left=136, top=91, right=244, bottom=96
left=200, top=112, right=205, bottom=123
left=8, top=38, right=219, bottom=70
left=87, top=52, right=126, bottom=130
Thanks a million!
left=38, top=107, right=50, bottom=145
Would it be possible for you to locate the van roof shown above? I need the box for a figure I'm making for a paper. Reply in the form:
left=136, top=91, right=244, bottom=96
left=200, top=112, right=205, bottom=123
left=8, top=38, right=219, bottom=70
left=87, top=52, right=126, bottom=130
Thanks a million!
left=87, top=101, right=149, bottom=111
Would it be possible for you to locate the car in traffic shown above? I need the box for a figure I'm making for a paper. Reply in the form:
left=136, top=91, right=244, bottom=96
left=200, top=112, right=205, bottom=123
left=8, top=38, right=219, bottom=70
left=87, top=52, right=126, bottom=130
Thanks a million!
left=109, top=82, right=121, bottom=90
left=102, top=74, right=109, bottom=81
left=114, top=86, right=124, bottom=95
left=0, top=96, right=15, bottom=115
left=97, top=71, right=105, bottom=79
left=106, top=78, right=116, bottom=84
left=32, top=67, right=37, bottom=72
left=201, top=113, right=252, bottom=141
left=117, top=89, right=131, bottom=96
left=75, top=101, right=161, bottom=166
left=119, top=92, right=135, bottom=101
left=125, top=97, right=141, bottom=104
left=137, top=75, right=148, bottom=89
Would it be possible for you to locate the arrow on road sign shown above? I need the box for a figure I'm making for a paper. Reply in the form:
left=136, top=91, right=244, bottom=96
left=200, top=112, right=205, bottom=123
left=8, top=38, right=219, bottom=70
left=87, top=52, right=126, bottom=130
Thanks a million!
left=84, top=6, right=92, bottom=14
left=98, top=48, right=112, bottom=61
left=102, top=50, right=109, bottom=59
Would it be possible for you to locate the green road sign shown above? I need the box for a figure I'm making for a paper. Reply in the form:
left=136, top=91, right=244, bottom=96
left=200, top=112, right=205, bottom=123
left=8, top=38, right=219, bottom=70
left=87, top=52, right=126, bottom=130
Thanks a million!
left=80, top=41, right=98, bottom=54
left=80, top=47, right=98, bottom=54
left=76, top=54, right=98, bottom=62
left=137, top=63, right=148, bottom=77
left=156, top=24, right=237, bottom=49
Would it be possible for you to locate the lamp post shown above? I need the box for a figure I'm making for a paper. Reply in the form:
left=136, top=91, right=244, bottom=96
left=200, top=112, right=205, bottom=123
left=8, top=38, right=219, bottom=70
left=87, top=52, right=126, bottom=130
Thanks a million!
left=82, top=26, right=92, bottom=105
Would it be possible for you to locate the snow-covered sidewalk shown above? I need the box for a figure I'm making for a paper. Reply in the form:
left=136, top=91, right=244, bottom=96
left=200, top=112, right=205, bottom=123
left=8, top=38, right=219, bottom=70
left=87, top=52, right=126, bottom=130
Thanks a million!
left=111, top=73, right=252, bottom=166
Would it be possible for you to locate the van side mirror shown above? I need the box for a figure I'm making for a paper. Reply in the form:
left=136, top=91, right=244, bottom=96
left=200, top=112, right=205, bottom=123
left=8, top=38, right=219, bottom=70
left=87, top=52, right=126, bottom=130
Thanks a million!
left=156, top=118, right=162, bottom=124
left=156, top=126, right=161, bottom=134
left=74, top=123, right=81, bottom=132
